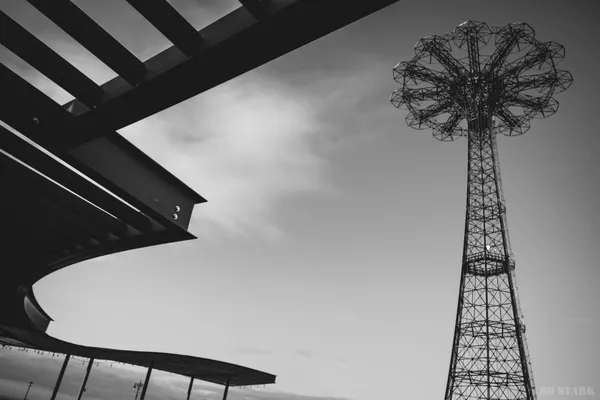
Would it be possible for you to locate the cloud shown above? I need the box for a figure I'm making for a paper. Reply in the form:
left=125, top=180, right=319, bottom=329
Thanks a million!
left=120, top=72, right=333, bottom=240
left=118, top=58, right=391, bottom=240
left=3, top=2, right=389, bottom=241
left=571, top=317, right=595, bottom=325
left=295, top=350, right=313, bottom=358
left=233, top=347, right=272, bottom=356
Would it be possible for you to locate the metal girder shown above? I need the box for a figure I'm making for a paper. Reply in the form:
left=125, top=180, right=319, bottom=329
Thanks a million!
left=26, top=0, right=146, bottom=87
left=424, top=39, right=467, bottom=80
left=60, top=0, right=400, bottom=134
left=0, top=11, right=103, bottom=108
left=125, top=0, right=202, bottom=57
left=1, top=189, right=93, bottom=251
left=0, top=63, right=81, bottom=153
left=3, top=182, right=113, bottom=250
left=0, top=152, right=126, bottom=244
left=0, top=65, right=204, bottom=233
left=0, top=204, right=75, bottom=258
left=67, top=133, right=204, bottom=231
left=0, top=125, right=150, bottom=234
left=240, top=0, right=270, bottom=20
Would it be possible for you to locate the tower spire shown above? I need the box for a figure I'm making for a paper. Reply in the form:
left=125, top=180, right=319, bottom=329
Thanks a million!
left=390, top=20, right=572, bottom=400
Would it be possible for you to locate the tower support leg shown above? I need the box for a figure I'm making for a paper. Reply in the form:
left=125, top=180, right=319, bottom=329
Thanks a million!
left=186, top=377, right=194, bottom=400
left=76, top=358, right=94, bottom=400
left=50, top=354, right=70, bottom=400
left=139, top=362, right=153, bottom=400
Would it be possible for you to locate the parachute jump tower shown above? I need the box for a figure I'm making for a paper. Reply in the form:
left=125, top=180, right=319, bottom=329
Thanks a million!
left=390, top=21, right=572, bottom=400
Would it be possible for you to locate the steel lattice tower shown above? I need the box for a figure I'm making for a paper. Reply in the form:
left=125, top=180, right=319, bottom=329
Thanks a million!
left=390, top=21, right=572, bottom=400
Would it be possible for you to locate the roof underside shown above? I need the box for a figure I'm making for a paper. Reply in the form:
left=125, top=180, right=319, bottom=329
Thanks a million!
left=0, top=0, right=401, bottom=388
left=0, top=133, right=274, bottom=386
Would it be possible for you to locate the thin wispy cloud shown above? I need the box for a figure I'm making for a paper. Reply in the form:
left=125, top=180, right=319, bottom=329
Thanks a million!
left=233, top=347, right=272, bottom=356
left=119, top=61, right=389, bottom=240
left=571, top=317, right=595, bottom=325
left=2, top=2, right=388, bottom=241
left=121, top=74, right=330, bottom=240
left=295, top=350, right=313, bottom=358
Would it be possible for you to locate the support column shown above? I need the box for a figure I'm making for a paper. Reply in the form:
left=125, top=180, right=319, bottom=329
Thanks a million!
left=49, top=354, right=70, bottom=400
left=222, top=377, right=231, bottom=400
left=76, top=358, right=94, bottom=400
left=23, top=381, right=33, bottom=400
left=139, top=362, right=153, bottom=400
left=186, top=377, right=194, bottom=400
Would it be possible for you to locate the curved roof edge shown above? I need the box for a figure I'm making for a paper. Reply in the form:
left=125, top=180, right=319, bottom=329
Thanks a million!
left=0, top=0, right=405, bottom=387
left=0, top=291, right=276, bottom=386
left=0, top=132, right=275, bottom=387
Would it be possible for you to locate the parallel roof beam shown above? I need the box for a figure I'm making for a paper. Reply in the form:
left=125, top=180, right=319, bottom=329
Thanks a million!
left=0, top=11, right=103, bottom=108
left=0, top=65, right=202, bottom=234
left=0, top=63, right=101, bottom=154
left=26, top=0, right=146, bottom=87
left=2, top=191, right=94, bottom=251
left=239, top=0, right=270, bottom=20
left=2, top=210, right=75, bottom=258
left=0, top=154, right=121, bottom=244
left=0, top=125, right=150, bottom=235
left=59, top=0, right=400, bottom=133
left=124, top=0, right=202, bottom=57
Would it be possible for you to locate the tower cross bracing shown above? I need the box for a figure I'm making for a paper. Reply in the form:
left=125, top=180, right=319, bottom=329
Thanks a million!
left=390, top=20, right=573, bottom=400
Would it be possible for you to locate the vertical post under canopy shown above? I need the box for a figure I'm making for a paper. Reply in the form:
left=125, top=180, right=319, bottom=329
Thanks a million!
left=50, top=354, right=71, bottom=400
left=222, top=376, right=231, bottom=400
left=76, top=357, right=94, bottom=400
left=139, top=362, right=153, bottom=400
left=186, top=377, right=195, bottom=400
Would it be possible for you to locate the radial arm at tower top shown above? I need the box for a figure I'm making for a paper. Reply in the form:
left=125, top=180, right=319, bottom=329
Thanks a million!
left=389, top=20, right=572, bottom=400
left=390, top=20, right=573, bottom=140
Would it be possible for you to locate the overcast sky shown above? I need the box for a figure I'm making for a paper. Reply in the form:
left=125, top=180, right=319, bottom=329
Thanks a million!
left=0, top=0, right=598, bottom=399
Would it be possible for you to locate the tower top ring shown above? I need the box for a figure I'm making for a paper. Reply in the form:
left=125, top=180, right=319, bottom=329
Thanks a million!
left=390, top=20, right=573, bottom=141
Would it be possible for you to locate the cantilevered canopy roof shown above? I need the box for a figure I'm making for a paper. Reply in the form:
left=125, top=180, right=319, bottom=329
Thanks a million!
left=0, top=0, right=401, bottom=387
left=0, top=326, right=275, bottom=386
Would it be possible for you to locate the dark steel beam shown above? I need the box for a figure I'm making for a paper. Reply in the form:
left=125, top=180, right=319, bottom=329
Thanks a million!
left=26, top=0, right=146, bottom=87
left=1, top=190, right=92, bottom=251
left=0, top=203, right=76, bottom=258
left=60, top=0, right=400, bottom=132
left=0, top=125, right=151, bottom=235
left=0, top=155, right=125, bottom=245
left=67, top=135, right=200, bottom=231
left=240, top=0, right=270, bottom=20
left=124, top=0, right=202, bottom=57
left=0, top=65, right=203, bottom=233
left=0, top=63, right=81, bottom=153
left=0, top=11, right=103, bottom=108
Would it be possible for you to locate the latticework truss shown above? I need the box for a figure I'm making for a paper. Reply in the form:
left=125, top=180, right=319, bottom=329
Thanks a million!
left=389, top=21, right=573, bottom=400
left=391, top=20, right=572, bottom=141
